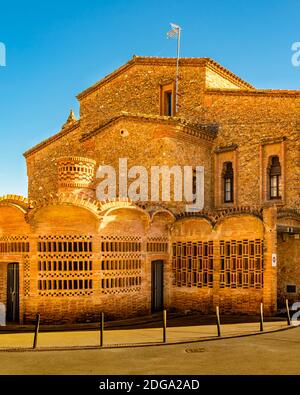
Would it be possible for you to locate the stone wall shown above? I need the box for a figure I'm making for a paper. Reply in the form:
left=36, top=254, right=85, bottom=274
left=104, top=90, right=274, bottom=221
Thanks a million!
left=204, top=91, right=300, bottom=210
left=25, top=62, right=300, bottom=211
left=26, top=116, right=214, bottom=212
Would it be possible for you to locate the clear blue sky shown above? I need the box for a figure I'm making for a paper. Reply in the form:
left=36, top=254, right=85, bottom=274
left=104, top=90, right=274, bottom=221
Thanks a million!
left=0, top=0, right=299, bottom=196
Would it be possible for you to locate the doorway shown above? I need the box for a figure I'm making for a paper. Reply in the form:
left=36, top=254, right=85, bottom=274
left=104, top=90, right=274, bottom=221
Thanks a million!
left=6, top=263, right=19, bottom=322
left=151, top=260, right=164, bottom=312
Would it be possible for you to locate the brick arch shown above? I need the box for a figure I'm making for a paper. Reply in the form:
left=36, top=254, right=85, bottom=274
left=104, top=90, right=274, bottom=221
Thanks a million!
left=150, top=208, right=176, bottom=223
left=0, top=194, right=30, bottom=213
left=29, top=203, right=100, bottom=234
left=102, top=205, right=150, bottom=221
left=214, top=213, right=264, bottom=238
left=99, top=206, right=150, bottom=237
left=0, top=204, right=30, bottom=235
left=277, top=208, right=300, bottom=227
left=28, top=192, right=101, bottom=222
left=172, top=216, right=214, bottom=239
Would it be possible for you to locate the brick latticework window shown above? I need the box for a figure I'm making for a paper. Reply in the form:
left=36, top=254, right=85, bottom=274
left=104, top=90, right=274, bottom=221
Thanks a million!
left=100, top=235, right=142, bottom=294
left=172, top=241, right=214, bottom=288
left=37, top=235, right=93, bottom=296
left=147, top=237, right=168, bottom=253
left=172, top=239, right=264, bottom=289
left=219, top=239, right=264, bottom=289
left=0, top=235, right=29, bottom=253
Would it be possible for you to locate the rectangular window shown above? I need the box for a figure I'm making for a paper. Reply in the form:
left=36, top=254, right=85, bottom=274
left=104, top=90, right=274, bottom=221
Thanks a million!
left=160, top=83, right=175, bottom=116
left=164, top=91, right=173, bottom=116
left=223, top=162, right=234, bottom=203
left=225, top=178, right=232, bottom=202
left=286, top=284, right=296, bottom=293
left=270, top=175, right=280, bottom=199
left=269, top=156, right=281, bottom=200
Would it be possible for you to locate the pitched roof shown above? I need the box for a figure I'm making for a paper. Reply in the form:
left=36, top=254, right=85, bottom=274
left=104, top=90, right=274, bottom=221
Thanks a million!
left=77, top=56, right=254, bottom=100
left=23, top=121, right=79, bottom=158
left=80, top=111, right=218, bottom=142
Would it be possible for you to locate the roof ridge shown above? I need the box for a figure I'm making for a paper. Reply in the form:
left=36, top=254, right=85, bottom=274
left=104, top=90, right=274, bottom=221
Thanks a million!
left=80, top=112, right=217, bottom=142
left=77, top=55, right=253, bottom=100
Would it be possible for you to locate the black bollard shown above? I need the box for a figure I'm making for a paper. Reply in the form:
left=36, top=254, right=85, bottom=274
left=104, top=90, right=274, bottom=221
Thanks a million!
left=260, top=302, right=264, bottom=332
left=100, top=312, right=104, bottom=347
left=33, top=313, right=40, bottom=349
left=216, top=306, right=221, bottom=337
left=163, top=309, right=167, bottom=343
left=286, top=299, right=291, bottom=326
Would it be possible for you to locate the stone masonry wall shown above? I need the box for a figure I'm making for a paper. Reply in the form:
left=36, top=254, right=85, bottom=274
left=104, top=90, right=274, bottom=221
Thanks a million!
left=26, top=117, right=214, bottom=212
left=78, top=62, right=205, bottom=134
left=203, top=91, right=300, bottom=210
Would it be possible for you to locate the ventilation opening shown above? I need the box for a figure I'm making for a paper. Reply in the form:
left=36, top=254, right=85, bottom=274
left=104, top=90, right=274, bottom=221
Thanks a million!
left=287, top=284, right=297, bottom=293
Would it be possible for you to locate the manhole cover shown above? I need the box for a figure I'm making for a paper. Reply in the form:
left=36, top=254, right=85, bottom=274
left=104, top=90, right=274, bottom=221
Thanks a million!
left=185, top=348, right=205, bottom=353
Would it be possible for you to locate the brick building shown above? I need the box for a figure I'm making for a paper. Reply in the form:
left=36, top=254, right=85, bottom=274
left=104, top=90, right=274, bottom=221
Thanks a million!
left=1, top=56, right=300, bottom=323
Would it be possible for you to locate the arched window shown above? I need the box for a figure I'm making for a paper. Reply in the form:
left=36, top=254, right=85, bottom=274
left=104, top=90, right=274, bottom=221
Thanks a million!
left=269, top=156, right=281, bottom=199
left=223, top=162, right=234, bottom=203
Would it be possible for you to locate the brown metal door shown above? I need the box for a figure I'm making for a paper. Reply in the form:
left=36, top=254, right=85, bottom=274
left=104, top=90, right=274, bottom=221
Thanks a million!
left=151, top=260, right=164, bottom=312
left=7, top=263, right=19, bottom=322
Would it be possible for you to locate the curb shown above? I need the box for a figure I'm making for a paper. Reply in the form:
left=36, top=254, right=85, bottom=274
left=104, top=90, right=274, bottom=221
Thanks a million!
left=0, top=323, right=296, bottom=353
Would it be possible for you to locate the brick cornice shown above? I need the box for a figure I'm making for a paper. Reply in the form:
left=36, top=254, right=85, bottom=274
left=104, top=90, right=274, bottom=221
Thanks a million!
left=206, top=88, right=300, bottom=97
left=56, top=156, right=96, bottom=165
left=80, top=112, right=217, bottom=143
left=260, top=136, right=287, bottom=146
left=214, top=144, right=238, bottom=153
left=175, top=206, right=264, bottom=226
left=277, top=208, right=300, bottom=221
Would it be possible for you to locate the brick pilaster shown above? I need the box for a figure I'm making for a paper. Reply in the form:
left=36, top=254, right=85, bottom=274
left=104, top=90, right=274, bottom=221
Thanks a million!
left=262, top=206, right=277, bottom=315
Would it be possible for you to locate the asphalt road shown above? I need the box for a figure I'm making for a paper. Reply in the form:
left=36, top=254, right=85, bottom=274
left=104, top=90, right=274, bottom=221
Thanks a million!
left=0, top=326, right=299, bottom=375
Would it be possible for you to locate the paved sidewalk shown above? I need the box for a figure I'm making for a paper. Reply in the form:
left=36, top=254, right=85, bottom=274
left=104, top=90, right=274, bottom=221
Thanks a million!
left=0, top=320, right=290, bottom=350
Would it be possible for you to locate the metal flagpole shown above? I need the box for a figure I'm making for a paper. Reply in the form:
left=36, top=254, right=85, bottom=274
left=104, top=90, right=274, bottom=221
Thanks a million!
left=167, top=23, right=182, bottom=115
left=175, top=26, right=181, bottom=114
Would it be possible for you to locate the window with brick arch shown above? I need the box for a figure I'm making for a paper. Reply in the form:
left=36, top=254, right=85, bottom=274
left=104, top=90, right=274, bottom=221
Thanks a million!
left=268, top=156, right=282, bottom=200
left=222, top=162, right=234, bottom=203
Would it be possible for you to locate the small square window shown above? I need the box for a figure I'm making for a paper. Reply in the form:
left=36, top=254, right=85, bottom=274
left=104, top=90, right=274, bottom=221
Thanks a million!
left=286, top=284, right=297, bottom=293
